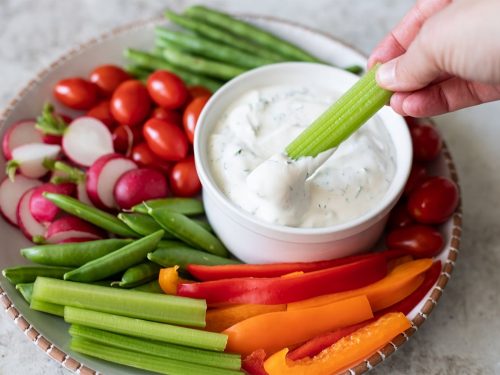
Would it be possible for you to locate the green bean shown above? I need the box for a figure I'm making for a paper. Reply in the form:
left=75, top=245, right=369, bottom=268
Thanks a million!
left=64, top=230, right=164, bottom=282
left=111, top=262, right=161, bottom=288
left=20, top=239, right=133, bottom=267
left=124, top=49, right=223, bottom=92
left=162, top=48, right=245, bottom=80
left=16, top=283, right=34, bottom=303
left=132, top=197, right=204, bottom=215
left=149, top=209, right=228, bottom=257
left=2, top=265, right=73, bottom=285
left=148, top=247, right=239, bottom=269
left=155, top=27, right=275, bottom=69
left=185, top=5, right=320, bottom=62
left=43, top=193, right=138, bottom=238
left=124, top=64, right=152, bottom=80
left=132, top=280, right=163, bottom=294
left=118, top=213, right=174, bottom=238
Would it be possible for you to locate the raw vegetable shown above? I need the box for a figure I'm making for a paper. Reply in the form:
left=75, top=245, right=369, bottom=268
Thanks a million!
left=151, top=107, right=183, bottom=125
left=143, top=118, right=189, bottom=161
left=188, top=85, right=212, bottom=98
left=16, top=188, right=47, bottom=241
left=34, top=103, right=68, bottom=138
left=32, top=277, right=206, bottom=327
left=410, top=122, right=442, bottom=161
left=44, top=216, right=103, bottom=244
left=146, top=70, right=188, bottom=110
left=183, top=95, right=210, bottom=144
left=223, top=295, right=373, bottom=356
left=64, top=230, right=163, bottom=282
left=87, top=100, right=117, bottom=130
left=112, top=261, right=161, bottom=288
left=0, top=175, right=41, bottom=226
left=110, top=80, right=151, bottom=126
left=124, top=64, right=152, bottom=80
left=242, top=349, right=267, bottom=375
left=2, top=119, right=43, bottom=160
left=148, top=247, right=240, bottom=269
left=30, top=299, right=65, bottom=317
left=132, top=280, right=164, bottom=293
left=404, top=163, right=428, bottom=196
left=158, top=266, right=180, bottom=294
left=89, top=65, right=131, bottom=97
left=118, top=213, right=169, bottom=237
left=386, top=225, right=444, bottom=258
left=6, top=143, right=61, bottom=180
left=2, top=266, right=72, bottom=284
left=169, top=156, right=202, bottom=197
left=53, top=78, right=99, bottom=110
left=16, top=282, right=34, bottom=303
left=387, top=202, right=414, bottom=229
left=131, top=142, right=171, bottom=173
left=131, top=197, right=204, bottom=215
left=28, top=183, right=75, bottom=224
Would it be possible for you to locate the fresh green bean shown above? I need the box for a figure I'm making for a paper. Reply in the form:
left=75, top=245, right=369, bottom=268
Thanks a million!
left=149, top=209, right=228, bottom=257
left=155, top=27, right=275, bottom=69
left=118, top=213, right=174, bottom=238
left=64, top=231, right=164, bottom=282
left=165, top=10, right=283, bottom=61
left=30, top=299, right=64, bottom=317
left=16, top=283, right=34, bottom=303
left=132, top=280, right=163, bottom=294
left=2, top=265, right=73, bottom=284
left=20, top=239, right=133, bottom=267
left=43, top=193, right=139, bottom=238
left=133, top=197, right=204, bottom=215
left=111, top=262, right=161, bottom=288
left=148, top=247, right=239, bottom=269
left=124, top=49, right=223, bottom=92
left=124, top=64, right=152, bottom=79
left=185, top=5, right=320, bottom=62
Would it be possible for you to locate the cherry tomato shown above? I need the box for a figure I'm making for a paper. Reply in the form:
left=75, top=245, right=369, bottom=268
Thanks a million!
left=183, top=96, right=210, bottom=144
left=151, top=107, right=182, bottom=126
left=387, top=201, right=414, bottom=230
left=53, top=78, right=98, bottom=110
left=404, top=163, right=428, bottom=196
left=112, top=125, right=142, bottom=155
left=410, top=123, right=442, bottom=162
left=404, top=116, right=420, bottom=128
left=110, top=80, right=151, bottom=126
left=146, top=70, right=188, bottom=109
left=89, top=65, right=130, bottom=97
left=408, top=176, right=459, bottom=224
left=386, top=224, right=444, bottom=258
left=188, top=85, right=212, bottom=98
left=87, top=100, right=116, bottom=130
left=131, top=142, right=171, bottom=174
left=143, top=118, right=189, bottom=161
left=170, top=156, right=201, bottom=197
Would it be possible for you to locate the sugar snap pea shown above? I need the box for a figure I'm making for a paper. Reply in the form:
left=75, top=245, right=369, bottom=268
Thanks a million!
left=148, top=247, right=239, bottom=270
left=16, top=283, right=34, bottom=303
left=21, top=239, right=133, bottom=267
left=149, top=209, right=228, bottom=257
left=64, top=231, right=164, bottom=283
left=132, top=198, right=204, bottom=215
left=2, top=265, right=73, bottom=285
left=118, top=213, right=173, bottom=238
left=132, top=280, right=163, bottom=294
left=111, top=262, right=161, bottom=288
left=43, top=193, right=139, bottom=238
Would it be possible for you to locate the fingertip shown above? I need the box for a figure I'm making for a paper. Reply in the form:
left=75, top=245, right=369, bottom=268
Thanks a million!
left=390, top=93, right=410, bottom=116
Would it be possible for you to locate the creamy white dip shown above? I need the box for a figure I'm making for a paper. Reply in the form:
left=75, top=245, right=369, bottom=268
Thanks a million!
left=208, top=85, right=396, bottom=228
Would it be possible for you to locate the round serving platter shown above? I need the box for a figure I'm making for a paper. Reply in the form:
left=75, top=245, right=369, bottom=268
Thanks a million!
left=0, top=14, right=461, bottom=375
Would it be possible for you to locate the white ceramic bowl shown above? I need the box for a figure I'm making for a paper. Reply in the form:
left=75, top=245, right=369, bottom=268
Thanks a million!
left=194, top=62, right=412, bottom=263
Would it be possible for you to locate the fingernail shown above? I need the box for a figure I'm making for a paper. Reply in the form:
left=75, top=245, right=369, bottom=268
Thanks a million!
left=376, top=60, right=397, bottom=88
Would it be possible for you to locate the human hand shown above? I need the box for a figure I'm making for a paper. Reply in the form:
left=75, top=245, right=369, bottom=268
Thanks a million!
left=369, top=0, right=500, bottom=117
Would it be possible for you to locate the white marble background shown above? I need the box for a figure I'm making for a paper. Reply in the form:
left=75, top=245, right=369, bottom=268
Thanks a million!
left=1, top=0, right=500, bottom=374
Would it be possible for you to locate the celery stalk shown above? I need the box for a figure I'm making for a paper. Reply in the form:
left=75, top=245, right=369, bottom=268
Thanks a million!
left=30, top=299, right=64, bottom=317
left=286, top=64, right=392, bottom=159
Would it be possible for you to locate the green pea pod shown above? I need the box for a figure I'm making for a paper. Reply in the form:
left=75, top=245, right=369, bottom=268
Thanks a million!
left=148, top=247, right=239, bottom=270
left=132, top=198, right=204, bottom=215
left=132, top=280, right=164, bottom=294
left=149, top=209, right=228, bottom=257
left=192, top=218, right=213, bottom=233
left=111, top=262, right=161, bottom=288
left=64, top=231, right=164, bottom=283
left=2, top=266, right=73, bottom=285
left=20, top=239, right=133, bottom=267
left=118, top=213, right=174, bottom=239
left=16, top=283, right=34, bottom=303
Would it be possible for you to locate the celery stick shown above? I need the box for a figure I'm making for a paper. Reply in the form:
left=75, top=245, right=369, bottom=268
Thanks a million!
left=64, top=307, right=227, bottom=351
left=30, top=299, right=64, bottom=317
left=286, top=64, right=392, bottom=159
left=32, top=277, right=205, bottom=327
left=69, top=324, right=241, bottom=370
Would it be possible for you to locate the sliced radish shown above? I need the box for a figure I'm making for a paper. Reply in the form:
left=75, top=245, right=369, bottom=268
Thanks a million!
left=114, top=168, right=169, bottom=210
left=8, top=143, right=61, bottom=179
left=77, top=180, right=94, bottom=206
left=29, top=183, right=76, bottom=224
left=2, top=119, right=44, bottom=160
left=17, top=188, right=47, bottom=241
left=0, top=176, right=42, bottom=226
left=86, top=153, right=137, bottom=209
left=45, top=216, right=103, bottom=244
left=62, top=117, right=113, bottom=167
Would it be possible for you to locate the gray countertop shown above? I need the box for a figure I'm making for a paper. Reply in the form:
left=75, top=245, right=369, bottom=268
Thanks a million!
left=1, top=1, right=499, bottom=374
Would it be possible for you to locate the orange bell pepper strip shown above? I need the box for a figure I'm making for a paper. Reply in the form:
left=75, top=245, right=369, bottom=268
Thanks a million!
left=288, top=258, right=432, bottom=311
left=264, top=312, right=411, bottom=375
left=158, top=266, right=183, bottom=295
left=205, top=304, right=286, bottom=332
left=223, top=295, right=373, bottom=356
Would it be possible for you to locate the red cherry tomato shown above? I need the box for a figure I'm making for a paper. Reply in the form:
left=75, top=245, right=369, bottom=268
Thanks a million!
left=87, top=100, right=116, bottom=130
left=89, top=65, right=130, bottom=97
left=183, top=96, right=210, bottom=144
left=131, top=142, right=171, bottom=174
left=188, top=85, right=212, bottom=98
left=110, top=80, right=151, bottom=126
left=146, top=71, right=188, bottom=110
left=387, top=202, right=414, bottom=230
left=170, top=156, right=201, bottom=197
left=143, top=118, right=189, bottom=161
left=53, top=78, right=99, bottom=110
left=408, top=176, right=459, bottom=224
left=410, top=123, right=442, bottom=162
left=404, top=163, right=428, bottom=196
left=386, top=224, right=444, bottom=258
left=151, top=107, right=182, bottom=126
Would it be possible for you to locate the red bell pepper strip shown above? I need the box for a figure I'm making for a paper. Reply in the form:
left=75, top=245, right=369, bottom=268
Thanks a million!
left=187, top=249, right=406, bottom=281
left=177, top=255, right=387, bottom=305
left=242, top=349, right=268, bottom=375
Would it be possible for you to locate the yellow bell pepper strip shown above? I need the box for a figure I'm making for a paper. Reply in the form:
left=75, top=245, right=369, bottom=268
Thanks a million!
left=158, top=266, right=192, bottom=295
left=223, top=295, right=373, bottom=356
left=205, top=304, right=286, bottom=333
left=288, top=258, right=432, bottom=311
left=264, top=312, right=412, bottom=375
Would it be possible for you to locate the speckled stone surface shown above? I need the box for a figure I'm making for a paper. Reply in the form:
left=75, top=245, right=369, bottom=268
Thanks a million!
left=1, top=1, right=500, bottom=374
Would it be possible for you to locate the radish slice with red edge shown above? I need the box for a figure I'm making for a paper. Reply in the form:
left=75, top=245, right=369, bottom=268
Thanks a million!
left=29, top=183, right=76, bottom=224
left=56, top=237, right=95, bottom=244
left=7, top=143, right=61, bottom=179
left=45, top=216, right=103, bottom=244
left=0, top=176, right=42, bottom=226
left=86, top=153, right=137, bottom=209
left=62, top=117, right=113, bottom=167
left=2, top=119, right=43, bottom=160
left=17, top=188, right=47, bottom=241
left=77, top=180, right=94, bottom=206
